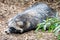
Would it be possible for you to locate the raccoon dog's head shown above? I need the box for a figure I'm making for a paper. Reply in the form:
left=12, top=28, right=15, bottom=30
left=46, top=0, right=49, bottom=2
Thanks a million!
left=5, top=15, right=31, bottom=34
left=5, top=18, right=24, bottom=34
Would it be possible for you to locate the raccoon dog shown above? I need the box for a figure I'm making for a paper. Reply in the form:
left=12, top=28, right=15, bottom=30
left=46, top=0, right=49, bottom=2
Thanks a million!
left=5, top=3, right=57, bottom=34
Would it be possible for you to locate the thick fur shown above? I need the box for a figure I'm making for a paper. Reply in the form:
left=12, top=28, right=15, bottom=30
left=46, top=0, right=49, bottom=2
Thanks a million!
left=5, top=3, right=57, bottom=34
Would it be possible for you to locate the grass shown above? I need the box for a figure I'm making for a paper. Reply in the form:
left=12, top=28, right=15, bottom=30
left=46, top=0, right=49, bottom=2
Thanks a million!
left=35, top=17, right=60, bottom=36
left=57, top=34, right=60, bottom=40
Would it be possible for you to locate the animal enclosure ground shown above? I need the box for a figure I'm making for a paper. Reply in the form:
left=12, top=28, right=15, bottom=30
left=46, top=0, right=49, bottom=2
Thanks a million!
left=0, top=0, right=60, bottom=40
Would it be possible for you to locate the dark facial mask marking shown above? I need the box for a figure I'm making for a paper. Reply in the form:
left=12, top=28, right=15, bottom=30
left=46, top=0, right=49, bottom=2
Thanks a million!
left=9, top=27, right=23, bottom=34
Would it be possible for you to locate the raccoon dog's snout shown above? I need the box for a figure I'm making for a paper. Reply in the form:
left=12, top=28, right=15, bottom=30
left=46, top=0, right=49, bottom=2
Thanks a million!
left=5, top=27, right=16, bottom=34
left=5, top=27, right=22, bottom=34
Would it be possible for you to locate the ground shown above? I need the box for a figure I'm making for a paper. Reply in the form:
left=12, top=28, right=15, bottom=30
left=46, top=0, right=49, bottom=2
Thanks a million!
left=0, top=0, right=60, bottom=40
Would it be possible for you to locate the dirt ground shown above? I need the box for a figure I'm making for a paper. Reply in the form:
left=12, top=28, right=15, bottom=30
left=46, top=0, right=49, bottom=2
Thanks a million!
left=0, top=0, right=60, bottom=40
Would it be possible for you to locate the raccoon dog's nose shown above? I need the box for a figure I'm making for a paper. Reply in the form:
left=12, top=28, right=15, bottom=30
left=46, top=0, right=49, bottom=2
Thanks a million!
left=5, top=28, right=11, bottom=34
left=5, top=30, right=10, bottom=34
